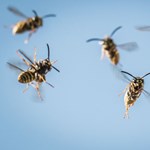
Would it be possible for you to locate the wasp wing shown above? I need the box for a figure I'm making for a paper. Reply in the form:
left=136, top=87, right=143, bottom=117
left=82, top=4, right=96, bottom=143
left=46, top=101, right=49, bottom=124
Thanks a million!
left=135, top=26, right=150, bottom=31
left=142, top=89, right=150, bottom=103
left=117, top=42, right=138, bottom=51
left=42, top=14, right=56, bottom=18
left=8, top=6, right=28, bottom=18
left=7, top=62, right=25, bottom=72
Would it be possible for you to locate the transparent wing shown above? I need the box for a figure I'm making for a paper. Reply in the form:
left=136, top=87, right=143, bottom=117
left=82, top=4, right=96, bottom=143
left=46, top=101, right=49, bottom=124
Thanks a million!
left=143, top=89, right=150, bottom=102
left=135, top=26, right=150, bottom=31
left=111, top=65, right=131, bottom=83
left=7, top=62, right=25, bottom=72
left=8, top=6, right=28, bottom=18
left=42, top=14, right=56, bottom=18
left=117, top=42, right=138, bottom=51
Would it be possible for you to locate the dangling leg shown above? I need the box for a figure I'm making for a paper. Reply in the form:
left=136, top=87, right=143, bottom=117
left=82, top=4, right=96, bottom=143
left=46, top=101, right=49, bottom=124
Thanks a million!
left=34, top=47, right=37, bottom=63
left=30, top=82, right=43, bottom=101
left=24, top=29, right=36, bottom=44
left=124, top=105, right=129, bottom=119
left=35, top=83, right=43, bottom=101
left=39, top=74, right=54, bottom=88
left=118, top=85, right=129, bottom=96
left=16, top=50, right=32, bottom=67
left=100, top=49, right=106, bottom=60
left=23, top=83, right=29, bottom=93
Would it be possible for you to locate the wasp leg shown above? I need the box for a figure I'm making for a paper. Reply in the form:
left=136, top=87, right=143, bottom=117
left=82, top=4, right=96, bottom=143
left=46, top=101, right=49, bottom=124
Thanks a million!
left=35, top=83, right=43, bottom=101
left=24, top=29, right=36, bottom=44
left=34, top=48, right=37, bottom=63
left=16, top=50, right=32, bottom=67
left=39, top=74, right=54, bottom=88
left=100, top=49, right=106, bottom=60
left=23, top=83, right=29, bottom=93
left=124, top=104, right=130, bottom=119
left=119, top=85, right=129, bottom=96
left=30, top=82, right=43, bottom=101
left=124, top=102, right=135, bottom=119
left=124, top=110, right=129, bottom=119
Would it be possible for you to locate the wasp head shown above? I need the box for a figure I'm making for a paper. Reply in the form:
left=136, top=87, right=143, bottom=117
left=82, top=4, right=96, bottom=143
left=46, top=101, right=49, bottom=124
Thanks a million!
left=102, top=37, right=115, bottom=50
left=133, top=77, right=144, bottom=90
left=32, top=16, right=43, bottom=27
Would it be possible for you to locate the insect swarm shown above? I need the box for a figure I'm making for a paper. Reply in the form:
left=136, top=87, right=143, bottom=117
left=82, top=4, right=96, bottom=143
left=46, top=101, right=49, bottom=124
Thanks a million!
left=8, top=6, right=56, bottom=43
left=86, top=26, right=138, bottom=65
left=121, top=71, right=150, bottom=118
left=7, top=44, right=59, bottom=100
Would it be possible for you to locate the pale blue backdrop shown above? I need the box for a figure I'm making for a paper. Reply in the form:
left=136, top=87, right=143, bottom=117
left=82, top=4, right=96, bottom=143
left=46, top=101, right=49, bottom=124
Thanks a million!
left=1, top=0, right=150, bottom=150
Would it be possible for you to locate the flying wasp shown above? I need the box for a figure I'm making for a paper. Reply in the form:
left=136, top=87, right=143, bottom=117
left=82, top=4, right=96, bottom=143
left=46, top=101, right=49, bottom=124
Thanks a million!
left=7, top=44, right=59, bottom=100
left=86, top=26, right=138, bottom=65
left=121, top=71, right=150, bottom=118
left=8, top=6, right=56, bottom=43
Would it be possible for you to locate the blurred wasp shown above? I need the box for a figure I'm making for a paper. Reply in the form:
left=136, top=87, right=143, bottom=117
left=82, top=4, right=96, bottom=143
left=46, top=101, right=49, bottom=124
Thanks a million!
left=86, top=26, right=138, bottom=65
left=121, top=71, right=150, bottom=118
left=7, top=44, right=59, bottom=100
left=8, top=6, right=56, bottom=43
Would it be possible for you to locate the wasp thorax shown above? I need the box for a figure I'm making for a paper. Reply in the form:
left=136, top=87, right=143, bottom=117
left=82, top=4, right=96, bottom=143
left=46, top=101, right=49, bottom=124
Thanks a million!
left=102, top=37, right=115, bottom=50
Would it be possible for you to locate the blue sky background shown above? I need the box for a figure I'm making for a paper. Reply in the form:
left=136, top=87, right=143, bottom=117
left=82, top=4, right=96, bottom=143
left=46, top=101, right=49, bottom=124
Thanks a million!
left=1, top=0, right=150, bottom=150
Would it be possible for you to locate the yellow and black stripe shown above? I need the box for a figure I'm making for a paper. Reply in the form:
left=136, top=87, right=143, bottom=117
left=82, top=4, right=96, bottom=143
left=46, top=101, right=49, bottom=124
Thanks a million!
left=18, top=71, right=35, bottom=83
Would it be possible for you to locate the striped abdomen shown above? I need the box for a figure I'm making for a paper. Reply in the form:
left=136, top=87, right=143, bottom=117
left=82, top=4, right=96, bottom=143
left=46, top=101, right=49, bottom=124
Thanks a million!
left=103, top=46, right=119, bottom=65
left=108, top=48, right=119, bottom=65
left=13, top=21, right=28, bottom=34
left=102, top=38, right=120, bottom=65
left=18, top=71, right=35, bottom=83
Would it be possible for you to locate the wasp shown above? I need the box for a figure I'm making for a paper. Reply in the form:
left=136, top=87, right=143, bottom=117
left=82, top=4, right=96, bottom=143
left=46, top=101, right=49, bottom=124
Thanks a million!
left=8, top=6, right=56, bottom=43
left=7, top=44, right=59, bottom=100
left=86, top=26, right=138, bottom=65
left=121, top=71, right=150, bottom=118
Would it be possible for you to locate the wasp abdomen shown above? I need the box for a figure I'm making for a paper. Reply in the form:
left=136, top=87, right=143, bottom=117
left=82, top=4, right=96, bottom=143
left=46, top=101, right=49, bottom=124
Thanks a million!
left=13, top=21, right=28, bottom=34
left=18, top=71, right=35, bottom=83
left=104, top=48, right=119, bottom=65
left=109, top=49, right=119, bottom=65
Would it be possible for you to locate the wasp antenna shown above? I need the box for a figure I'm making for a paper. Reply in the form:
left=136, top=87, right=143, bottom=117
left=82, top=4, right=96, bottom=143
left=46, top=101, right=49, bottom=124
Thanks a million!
left=45, top=81, right=54, bottom=88
left=42, top=14, right=56, bottom=18
left=46, top=43, right=50, bottom=60
left=17, top=49, right=34, bottom=65
left=52, top=65, right=60, bottom=72
left=142, top=73, right=150, bottom=78
left=110, top=26, right=122, bottom=37
left=32, top=10, right=38, bottom=17
left=121, top=71, right=136, bottom=79
left=86, top=38, right=103, bottom=43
